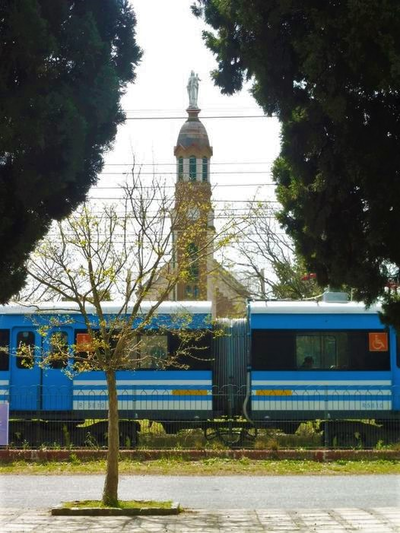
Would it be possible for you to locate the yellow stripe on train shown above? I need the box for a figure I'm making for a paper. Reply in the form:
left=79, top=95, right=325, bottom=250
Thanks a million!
left=172, top=389, right=209, bottom=396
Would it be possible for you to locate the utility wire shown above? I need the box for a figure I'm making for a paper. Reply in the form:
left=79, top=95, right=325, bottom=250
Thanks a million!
left=123, top=106, right=265, bottom=112
left=124, top=115, right=272, bottom=120
left=93, top=184, right=275, bottom=190
left=93, top=184, right=276, bottom=190
left=100, top=171, right=273, bottom=175
left=103, top=161, right=276, bottom=166
left=87, top=197, right=277, bottom=203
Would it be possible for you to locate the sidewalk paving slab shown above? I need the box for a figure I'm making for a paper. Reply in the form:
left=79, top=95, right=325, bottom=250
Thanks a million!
left=1, top=508, right=400, bottom=532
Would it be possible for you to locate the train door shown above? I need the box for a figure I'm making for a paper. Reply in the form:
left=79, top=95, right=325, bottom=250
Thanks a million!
left=41, top=328, right=73, bottom=411
left=10, top=327, right=73, bottom=411
left=9, top=327, right=41, bottom=410
left=0, top=329, right=10, bottom=405
left=392, top=329, right=400, bottom=411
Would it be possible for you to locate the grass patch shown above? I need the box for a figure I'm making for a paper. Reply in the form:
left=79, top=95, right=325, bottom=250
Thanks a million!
left=62, top=499, right=173, bottom=509
left=1, top=458, right=399, bottom=476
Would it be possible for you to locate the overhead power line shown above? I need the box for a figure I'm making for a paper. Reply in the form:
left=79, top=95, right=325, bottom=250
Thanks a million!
left=92, top=187, right=276, bottom=194
left=124, top=106, right=265, bottom=113
left=103, top=161, right=276, bottom=167
left=100, top=171, right=273, bottom=176
left=63, top=213, right=280, bottom=220
left=94, top=183, right=276, bottom=190
left=124, top=115, right=272, bottom=121
left=88, top=195, right=279, bottom=204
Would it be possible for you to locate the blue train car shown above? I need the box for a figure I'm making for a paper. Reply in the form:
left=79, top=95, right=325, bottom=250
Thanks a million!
left=0, top=301, right=213, bottom=444
left=2, top=292, right=400, bottom=448
left=248, top=295, right=400, bottom=424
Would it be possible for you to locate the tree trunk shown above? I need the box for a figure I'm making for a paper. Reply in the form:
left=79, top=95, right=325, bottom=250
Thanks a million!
left=102, top=369, right=119, bottom=506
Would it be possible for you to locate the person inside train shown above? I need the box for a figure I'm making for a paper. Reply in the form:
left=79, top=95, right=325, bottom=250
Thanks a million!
left=300, top=356, right=314, bottom=369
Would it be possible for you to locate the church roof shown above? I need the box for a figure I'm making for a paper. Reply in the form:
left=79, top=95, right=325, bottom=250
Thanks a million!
left=177, top=118, right=210, bottom=150
left=174, top=108, right=212, bottom=155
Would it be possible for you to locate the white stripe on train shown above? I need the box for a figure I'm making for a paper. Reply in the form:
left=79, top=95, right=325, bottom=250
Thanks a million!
left=73, top=400, right=212, bottom=410
left=252, top=380, right=391, bottom=386
left=72, top=389, right=211, bottom=396
left=74, top=379, right=212, bottom=386
left=252, top=400, right=392, bottom=410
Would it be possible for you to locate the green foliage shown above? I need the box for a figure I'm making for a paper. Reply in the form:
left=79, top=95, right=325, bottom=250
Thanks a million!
left=194, top=0, right=400, bottom=322
left=61, top=499, right=174, bottom=509
left=69, top=453, right=80, bottom=464
left=3, top=457, right=400, bottom=476
left=0, top=0, right=142, bottom=302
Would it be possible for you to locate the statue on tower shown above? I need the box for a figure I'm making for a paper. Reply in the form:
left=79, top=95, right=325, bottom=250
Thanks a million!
left=187, top=71, right=200, bottom=108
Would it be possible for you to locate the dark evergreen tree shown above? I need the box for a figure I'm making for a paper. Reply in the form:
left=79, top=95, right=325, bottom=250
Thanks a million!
left=194, top=0, right=400, bottom=322
left=0, top=0, right=141, bottom=302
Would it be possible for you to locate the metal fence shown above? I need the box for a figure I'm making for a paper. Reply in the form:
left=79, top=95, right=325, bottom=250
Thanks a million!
left=3, top=386, right=400, bottom=450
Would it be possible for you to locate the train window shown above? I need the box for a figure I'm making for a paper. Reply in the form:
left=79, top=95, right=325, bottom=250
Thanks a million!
left=0, top=330, right=9, bottom=371
left=345, top=331, right=389, bottom=370
left=134, top=334, right=168, bottom=369
left=252, top=330, right=295, bottom=370
left=49, top=331, right=69, bottom=369
left=168, top=330, right=213, bottom=370
left=75, top=329, right=130, bottom=369
left=251, top=330, right=390, bottom=371
left=16, top=331, right=35, bottom=369
left=72, top=329, right=213, bottom=370
left=296, top=335, right=337, bottom=369
left=74, top=330, right=95, bottom=370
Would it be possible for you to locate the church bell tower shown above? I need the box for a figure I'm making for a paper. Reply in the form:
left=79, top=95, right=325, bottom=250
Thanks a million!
left=172, top=72, right=215, bottom=302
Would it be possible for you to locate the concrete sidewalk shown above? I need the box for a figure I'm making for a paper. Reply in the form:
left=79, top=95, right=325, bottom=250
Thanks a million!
left=1, top=508, right=400, bottom=532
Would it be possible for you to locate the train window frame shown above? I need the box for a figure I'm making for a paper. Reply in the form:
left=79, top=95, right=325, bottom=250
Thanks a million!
left=16, top=331, right=35, bottom=369
left=251, top=329, right=390, bottom=371
left=0, top=329, right=9, bottom=371
left=73, top=328, right=213, bottom=371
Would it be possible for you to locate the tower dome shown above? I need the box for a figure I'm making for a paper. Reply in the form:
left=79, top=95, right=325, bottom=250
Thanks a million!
left=174, top=108, right=213, bottom=159
left=174, top=71, right=213, bottom=184
left=175, top=108, right=213, bottom=156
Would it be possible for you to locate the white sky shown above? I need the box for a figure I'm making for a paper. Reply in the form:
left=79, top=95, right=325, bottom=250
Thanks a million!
left=93, top=0, right=282, bottom=219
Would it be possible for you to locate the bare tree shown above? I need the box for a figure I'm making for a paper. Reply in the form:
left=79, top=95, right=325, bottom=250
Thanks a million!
left=224, top=201, right=321, bottom=300
left=21, top=169, right=235, bottom=506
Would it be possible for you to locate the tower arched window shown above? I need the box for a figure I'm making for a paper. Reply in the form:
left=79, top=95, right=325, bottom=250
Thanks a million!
left=187, top=242, right=199, bottom=281
left=178, top=157, right=183, bottom=181
left=202, top=157, right=208, bottom=182
left=185, top=284, right=199, bottom=300
left=185, top=285, right=193, bottom=298
left=189, top=156, right=197, bottom=181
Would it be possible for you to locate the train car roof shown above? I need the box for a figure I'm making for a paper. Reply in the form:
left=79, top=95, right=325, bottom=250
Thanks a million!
left=249, top=300, right=381, bottom=315
left=0, top=300, right=212, bottom=316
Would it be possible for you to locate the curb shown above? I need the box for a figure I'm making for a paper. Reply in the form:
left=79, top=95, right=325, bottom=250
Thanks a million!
left=51, top=501, right=181, bottom=516
left=1, top=448, right=400, bottom=462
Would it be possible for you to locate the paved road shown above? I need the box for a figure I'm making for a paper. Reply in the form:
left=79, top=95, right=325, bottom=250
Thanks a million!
left=1, top=474, right=399, bottom=509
